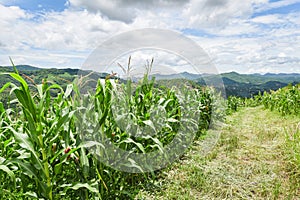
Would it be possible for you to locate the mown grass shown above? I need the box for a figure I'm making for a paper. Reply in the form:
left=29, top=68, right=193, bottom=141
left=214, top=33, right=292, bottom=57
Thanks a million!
left=136, top=106, right=300, bottom=199
left=285, top=121, right=300, bottom=194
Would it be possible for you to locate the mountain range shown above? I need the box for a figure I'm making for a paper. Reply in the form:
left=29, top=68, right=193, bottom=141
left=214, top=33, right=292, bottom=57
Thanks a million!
left=0, top=65, right=299, bottom=98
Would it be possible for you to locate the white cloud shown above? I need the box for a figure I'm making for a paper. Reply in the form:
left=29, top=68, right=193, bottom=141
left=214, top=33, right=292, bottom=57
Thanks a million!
left=252, top=14, right=285, bottom=24
left=0, top=1, right=300, bottom=73
left=0, top=4, right=29, bottom=20
left=68, top=0, right=186, bottom=23
left=0, top=4, right=130, bottom=68
left=106, top=50, right=194, bottom=77
left=191, top=27, right=300, bottom=74
left=216, top=20, right=259, bottom=36
left=0, top=48, right=88, bottom=68
left=0, top=7, right=130, bottom=52
left=182, top=0, right=267, bottom=30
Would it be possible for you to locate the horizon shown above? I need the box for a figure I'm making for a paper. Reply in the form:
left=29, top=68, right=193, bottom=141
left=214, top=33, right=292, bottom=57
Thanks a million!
left=0, top=0, right=300, bottom=74
left=1, top=64, right=300, bottom=76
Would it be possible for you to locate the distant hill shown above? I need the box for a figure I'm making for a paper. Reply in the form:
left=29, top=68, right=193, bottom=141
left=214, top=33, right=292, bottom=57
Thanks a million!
left=153, top=71, right=299, bottom=97
left=220, top=78, right=289, bottom=97
left=212, top=72, right=299, bottom=97
left=220, top=71, right=300, bottom=85
left=0, top=65, right=42, bottom=71
left=150, top=71, right=202, bottom=80
left=0, top=66, right=109, bottom=92
left=151, top=71, right=300, bottom=85
left=0, top=65, right=299, bottom=98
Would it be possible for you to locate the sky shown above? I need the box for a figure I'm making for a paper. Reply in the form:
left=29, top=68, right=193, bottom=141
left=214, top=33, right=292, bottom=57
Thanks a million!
left=0, top=0, right=299, bottom=74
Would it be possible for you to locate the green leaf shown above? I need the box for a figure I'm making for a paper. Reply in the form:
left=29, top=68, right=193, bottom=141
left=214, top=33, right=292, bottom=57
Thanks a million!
left=24, top=191, right=38, bottom=199
left=54, top=162, right=62, bottom=175
left=121, top=138, right=145, bottom=153
left=0, top=164, right=16, bottom=188
left=0, top=102, right=4, bottom=113
left=11, top=128, right=34, bottom=151
left=36, top=84, right=43, bottom=99
left=64, top=84, right=73, bottom=98
left=0, top=82, right=11, bottom=94
left=167, top=118, right=179, bottom=123
left=9, top=73, right=28, bottom=91
left=124, top=158, right=144, bottom=173
left=142, top=120, right=156, bottom=133
left=60, top=183, right=99, bottom=194
left=7, top=127, right=44, bottom=175
left=7, top=73, right=37, bottom=122
left=143, top=135, right=164, bottom=153
left=9, top=57, right=19, bottom=74
left=80, top=148, right=89, bottom=179
left=13, top=87, right=37, bottom=123
left=9, top=159, right=38, bottom=178
left=46, top=110, right=76, bottom=138
left=80, top=141, right=105, bottom=149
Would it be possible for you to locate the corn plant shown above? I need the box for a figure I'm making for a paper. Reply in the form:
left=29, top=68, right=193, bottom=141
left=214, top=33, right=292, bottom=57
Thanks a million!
left=0, top=60, right=217, bottom=199
left=226, top=96, right=245, bottom=114
left=261, top=84, right=300, bottom=116
left=0, top=65, right=103, bottom=199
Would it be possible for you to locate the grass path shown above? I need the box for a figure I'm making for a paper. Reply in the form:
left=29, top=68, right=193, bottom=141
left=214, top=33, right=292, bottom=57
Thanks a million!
left=137, top=106, right=300, bottom=199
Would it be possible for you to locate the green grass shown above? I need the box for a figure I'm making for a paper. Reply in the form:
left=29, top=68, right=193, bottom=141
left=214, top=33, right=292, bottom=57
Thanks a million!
left=285, top=122, right=300, bottom=194
left=136, top=106, right=300, bottom=199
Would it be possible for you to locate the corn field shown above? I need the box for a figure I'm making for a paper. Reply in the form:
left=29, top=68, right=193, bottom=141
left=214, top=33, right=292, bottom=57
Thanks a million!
left=0, top=64, right=219, bottom=199
left=262, top=84, right=300, bottom=116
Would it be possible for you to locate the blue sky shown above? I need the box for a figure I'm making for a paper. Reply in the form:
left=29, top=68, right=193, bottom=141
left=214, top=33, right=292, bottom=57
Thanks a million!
left=254, top=1, right=300, bottom=16
left=0, top=0, right=68, bottom=12
left=0, top=0, right=299, bottom=74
